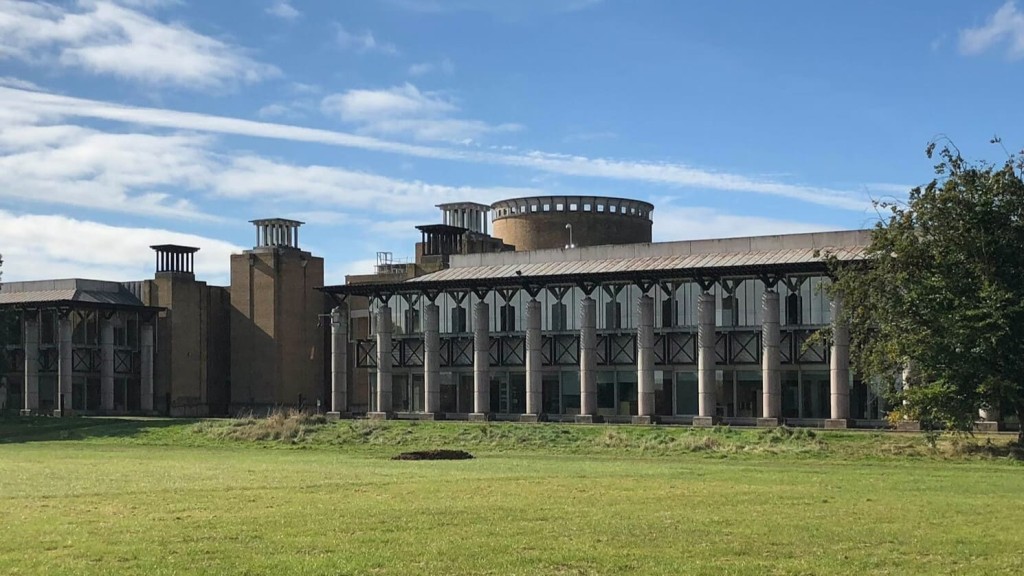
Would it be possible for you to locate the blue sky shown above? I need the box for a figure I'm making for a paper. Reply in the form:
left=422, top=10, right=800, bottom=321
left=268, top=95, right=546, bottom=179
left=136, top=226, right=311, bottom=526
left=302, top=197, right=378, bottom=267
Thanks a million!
left=0, top=0, right=1021, bottom=285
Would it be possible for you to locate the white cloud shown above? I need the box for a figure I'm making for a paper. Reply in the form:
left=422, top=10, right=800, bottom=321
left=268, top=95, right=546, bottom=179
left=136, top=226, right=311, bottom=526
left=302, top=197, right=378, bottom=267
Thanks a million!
left=0, top=210, right=240, bottom=283
left=0, top=0, right=278, bottom=90
left=211, top=155, right=538, bottom=213
left=386, top=0, right=602, bottom=16
left=959, top=1, right=1024, bottom=59
left=652, top=206, right=833, bottom=242
left=0, top=86, right=874, bottom=211
left=266, top=0, right=300, bottom=20
left=335, top=23, right=398, bottom=54
left=321, top=83, right=522, bottom=143
left=0, top=121, right=213, bottom=219
left=408, top=58, right=455, bottom=76
left=0, top=76, right=44, bottom=91
left=322, top=83, right=456, bottom=120
left=257, top=103, right=302, bottom=119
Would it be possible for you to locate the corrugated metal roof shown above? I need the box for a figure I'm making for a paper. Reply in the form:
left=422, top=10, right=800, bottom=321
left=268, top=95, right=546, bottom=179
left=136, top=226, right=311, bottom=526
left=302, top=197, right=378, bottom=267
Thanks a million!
left=413, top=247, right=864, bottom=283
left=0, top=286, right=147, bottom=307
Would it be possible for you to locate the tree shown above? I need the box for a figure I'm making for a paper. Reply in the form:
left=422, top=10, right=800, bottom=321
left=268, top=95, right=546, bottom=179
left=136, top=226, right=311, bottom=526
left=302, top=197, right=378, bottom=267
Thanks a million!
left=828, top=141, right=1024, bottom=442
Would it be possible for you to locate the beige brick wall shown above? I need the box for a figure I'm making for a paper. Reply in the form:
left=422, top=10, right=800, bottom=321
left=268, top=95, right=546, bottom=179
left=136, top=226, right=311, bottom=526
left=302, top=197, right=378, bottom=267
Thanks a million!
left=492, top=211, right=652, bottom=251
left=229, top=249, right=325, bottom=411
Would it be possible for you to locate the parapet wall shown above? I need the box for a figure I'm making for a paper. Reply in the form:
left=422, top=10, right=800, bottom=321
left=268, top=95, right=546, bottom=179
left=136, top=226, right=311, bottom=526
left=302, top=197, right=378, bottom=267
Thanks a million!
left=490, top=195, right=653, bottom=251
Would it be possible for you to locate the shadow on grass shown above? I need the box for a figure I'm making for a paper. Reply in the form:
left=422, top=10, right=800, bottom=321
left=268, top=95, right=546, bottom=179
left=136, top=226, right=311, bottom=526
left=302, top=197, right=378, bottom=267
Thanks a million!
left=0, top=415, right=194, bottom=445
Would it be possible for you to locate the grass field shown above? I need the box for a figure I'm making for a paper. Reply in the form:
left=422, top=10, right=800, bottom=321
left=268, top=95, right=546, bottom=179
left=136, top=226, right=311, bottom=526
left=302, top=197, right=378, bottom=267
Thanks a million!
left=1, top=416, right=1022, bottom=575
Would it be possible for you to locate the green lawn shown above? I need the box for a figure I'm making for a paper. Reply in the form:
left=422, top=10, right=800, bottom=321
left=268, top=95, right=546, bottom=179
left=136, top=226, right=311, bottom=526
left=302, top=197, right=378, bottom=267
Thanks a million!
left=1, top=417, right=1022, bottom=575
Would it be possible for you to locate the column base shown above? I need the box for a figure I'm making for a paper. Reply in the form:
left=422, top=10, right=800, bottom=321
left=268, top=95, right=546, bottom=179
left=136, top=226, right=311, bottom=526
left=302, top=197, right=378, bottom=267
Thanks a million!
left=574, top=414, right=602, bottom=424
left=756, top=417, right=785, bottom=427
left=975, top=421, right=1002, bottom=433
left=366, top=411, right=392, bottom=420
left=896, top=420, right=921, bottom=432
left=468, top=412, right=492, bottom=422
left=19, top=409, right=33, bottom=417
left=692, top=416, right=717, bottom=427
left=52, top=409, right=74, bottom=418
left=824, top=418, right=851, bottom=429
left=325, top=411, right=352, bottom=421
left=413, top=412, right=445, bottom=421
left=519, top=414, right=542, bottom=423
left=631, top=415, right=658, bottom=425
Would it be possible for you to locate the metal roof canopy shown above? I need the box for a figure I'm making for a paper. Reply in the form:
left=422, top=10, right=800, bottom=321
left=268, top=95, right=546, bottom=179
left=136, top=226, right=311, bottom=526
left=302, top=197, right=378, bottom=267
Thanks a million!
left=0, top=298, right=163, bottom=314
left=319, top=247, right=864, bottom=298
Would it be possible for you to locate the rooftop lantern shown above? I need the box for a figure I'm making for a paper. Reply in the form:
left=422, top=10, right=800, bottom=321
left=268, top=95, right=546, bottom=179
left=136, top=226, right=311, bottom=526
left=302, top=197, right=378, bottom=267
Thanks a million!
left=436, top=202, right=491, bottom=235
left=150, top=244, right=199, bottom=278
left=250, top=218, right=304, bottom=250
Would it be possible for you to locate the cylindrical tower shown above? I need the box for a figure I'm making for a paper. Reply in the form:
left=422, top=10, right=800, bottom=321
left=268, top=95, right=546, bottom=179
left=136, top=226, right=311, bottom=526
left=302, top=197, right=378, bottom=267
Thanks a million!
left=490, top=195, right=653, bottom=251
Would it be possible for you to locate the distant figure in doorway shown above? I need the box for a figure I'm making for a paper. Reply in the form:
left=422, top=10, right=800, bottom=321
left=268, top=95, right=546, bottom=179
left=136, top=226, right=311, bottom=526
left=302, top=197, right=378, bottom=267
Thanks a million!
left=0, top=377, right=7, bottom=412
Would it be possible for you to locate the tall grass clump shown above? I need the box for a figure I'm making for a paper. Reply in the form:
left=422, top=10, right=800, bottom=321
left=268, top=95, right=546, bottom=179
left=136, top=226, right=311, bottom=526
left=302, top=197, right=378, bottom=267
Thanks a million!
left=206, top=408, right=328, bottom=443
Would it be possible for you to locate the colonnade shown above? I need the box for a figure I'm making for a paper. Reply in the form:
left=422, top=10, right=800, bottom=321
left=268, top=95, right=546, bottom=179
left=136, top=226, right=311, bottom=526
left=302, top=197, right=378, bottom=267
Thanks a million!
left=333, top=284, right=854, bottom=426
left=19, top=310, right=155, bottom=416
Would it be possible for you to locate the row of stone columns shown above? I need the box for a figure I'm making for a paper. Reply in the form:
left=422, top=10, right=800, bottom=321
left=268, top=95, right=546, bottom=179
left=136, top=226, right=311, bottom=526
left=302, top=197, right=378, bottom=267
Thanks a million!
left=20, top=311, right=155, bottom=416
left=355, top=290, right=853, bottom=424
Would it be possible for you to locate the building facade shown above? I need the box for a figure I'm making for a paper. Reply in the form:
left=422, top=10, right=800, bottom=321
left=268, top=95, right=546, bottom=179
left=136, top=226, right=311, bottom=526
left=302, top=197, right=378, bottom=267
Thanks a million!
left=0, top=219, right=325, bottom=417
left=323, top=220, right=881, bottom=428
left=0, top=196, right=1009, bottom=429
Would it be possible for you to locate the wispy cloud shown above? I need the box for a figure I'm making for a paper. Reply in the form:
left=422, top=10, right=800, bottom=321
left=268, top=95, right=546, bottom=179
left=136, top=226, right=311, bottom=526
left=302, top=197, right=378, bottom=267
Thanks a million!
left=0, top=86, right=875, bottom=211
left=0, top=0, right=278, bottom=90
left=408, top=58, right=455, bottom=76
left=266, top=0, right=301, bottom=20
left=335, top=23, right=398, bottom=54
left=0, top=121, right=213, bottom=219
left=652, top=205, right=833, bottom=242
left=386, top=0, right=602, bottom=17
left=0, top=209, right=240, bottom=283
left=959, top=1, right=1024, bottom=59
left=211, top=155, right=538, bottom=212
left=0, top=76, right=44, bottom=91
left=320, top=83, right=521, bottom=143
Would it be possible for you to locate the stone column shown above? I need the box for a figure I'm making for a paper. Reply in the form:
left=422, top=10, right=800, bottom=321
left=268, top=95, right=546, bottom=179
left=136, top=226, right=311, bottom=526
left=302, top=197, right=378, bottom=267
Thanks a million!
left=471, top=300, right=490, bottom=420
left=423, top=302, right=441, bottom=418
left=695, top=291, right=716, bottom=426
left=577, top=296, right=597, bottom=423
left=635, top=294, right=655, bottom=423
left=371, top=305, right=393, bottom=418
left=894, top=362, right=920, bottom=431
left=100, top=316, right=115, bottom=412
left=21, top=312, right=39, bottom=415
left=140, top=320, right=154, bottom=413
left=759, top=290, right=782, bottom=426
left=826, top=296, right=850, bottom=428
left=56, top=314, right=72, bottom=416
left=523, top=298, right=542, bottom=421
left=327, top=305, right=348, bottom=419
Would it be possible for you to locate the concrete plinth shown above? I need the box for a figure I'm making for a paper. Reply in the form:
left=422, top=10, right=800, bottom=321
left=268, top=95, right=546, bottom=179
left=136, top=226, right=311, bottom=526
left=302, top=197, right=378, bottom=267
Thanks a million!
left=366, top=411, right=391, bottom=420
left=631, top=415, right=657, bottom=425
left=394, top=412, right=443, bottom=421
left=975, top=421, right=1001, bottom=433
left=692, top=416, right=716, bottom=427
left=325, top=411, right=350, bottom=421
left=519, top=414, right=541, bottom=423
left=468, top=412, right=491, bottom=422
left=19, top=409, right=32, bottom=417
left=574, top=414, right=601, bottom=424
left=52, top=409, right=73, bottom=418
left=896, top=420, right=921, bottom=432
left=756, top=417, right=784, bottom=427
left=824, top=418, right=851, bottom=429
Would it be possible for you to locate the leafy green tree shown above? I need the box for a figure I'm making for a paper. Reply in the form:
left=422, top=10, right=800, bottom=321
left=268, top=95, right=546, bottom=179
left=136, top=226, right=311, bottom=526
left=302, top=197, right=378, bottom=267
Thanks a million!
left=829, top=142, right=1024, bottom=442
